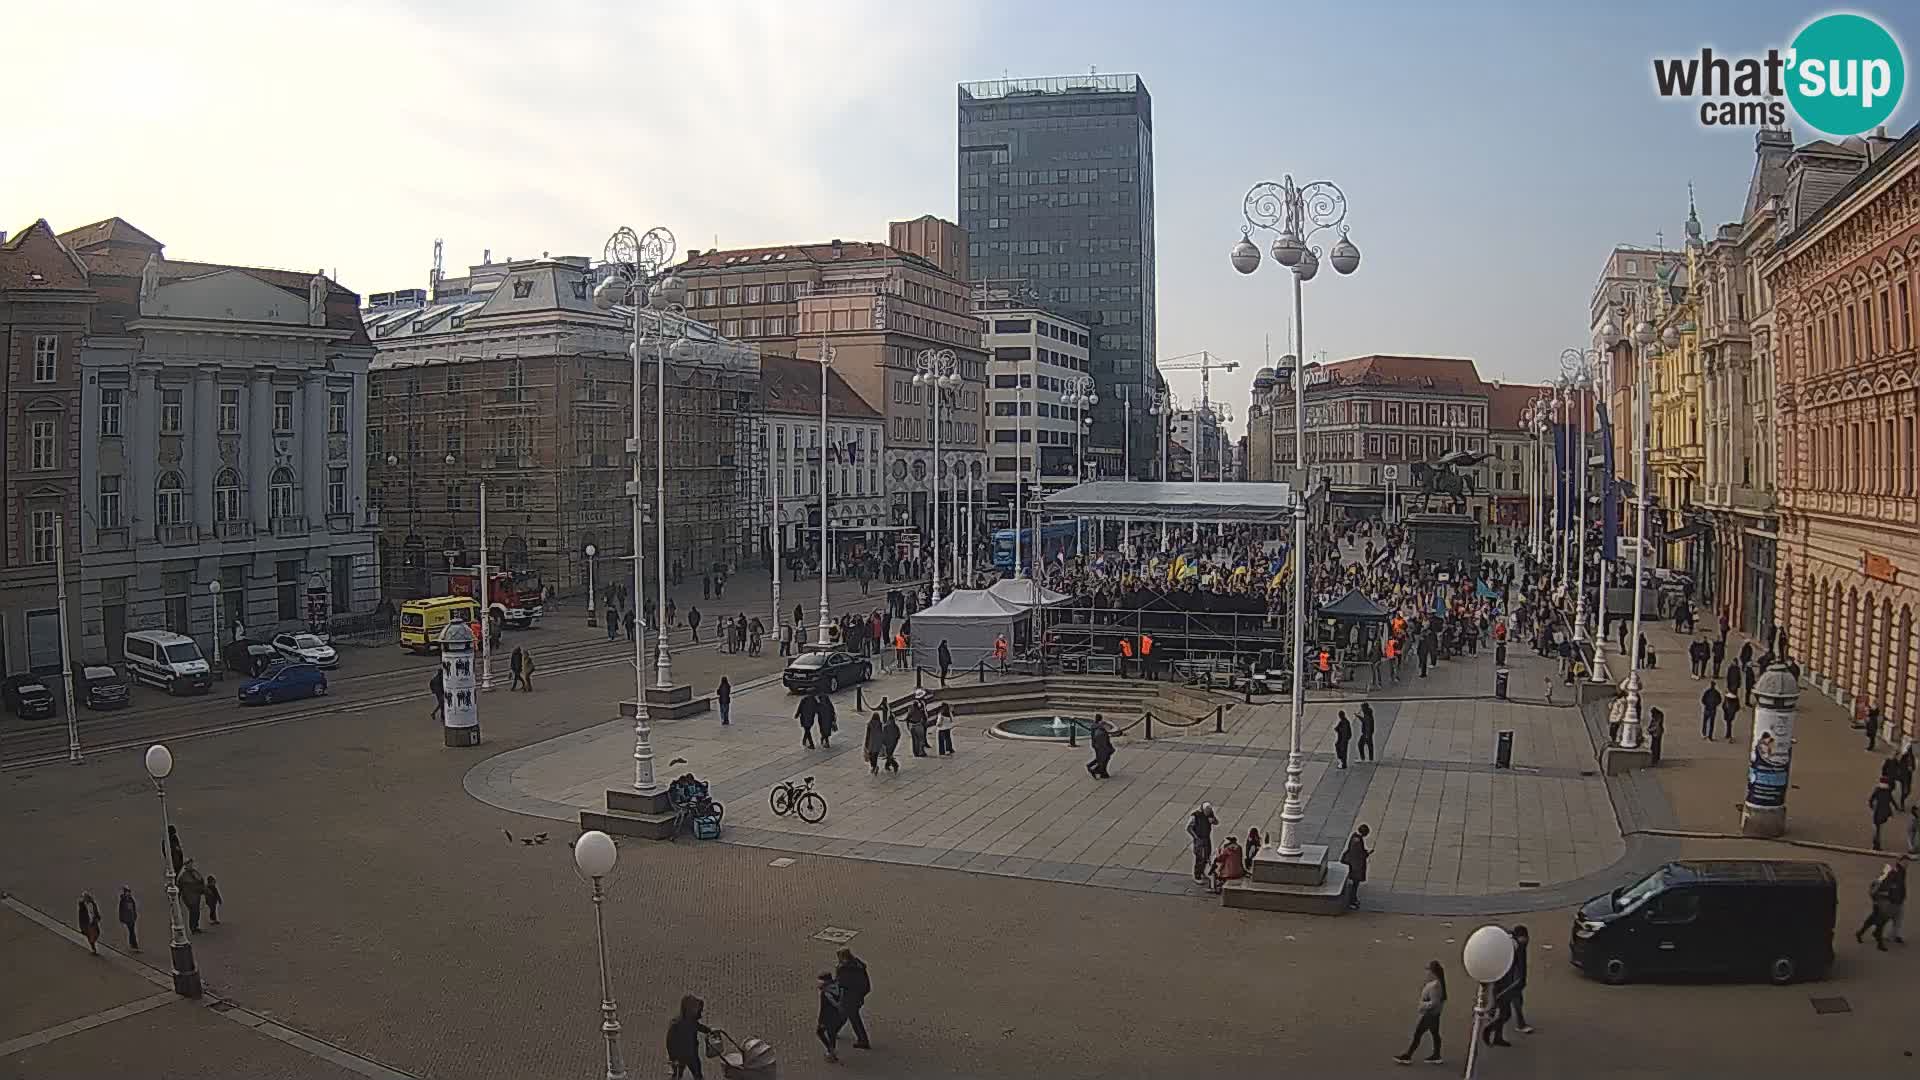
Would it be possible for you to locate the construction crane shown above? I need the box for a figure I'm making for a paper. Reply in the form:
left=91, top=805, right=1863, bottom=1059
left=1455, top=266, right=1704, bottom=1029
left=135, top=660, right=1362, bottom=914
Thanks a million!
left=1159, top=350, right=1238, bottom=414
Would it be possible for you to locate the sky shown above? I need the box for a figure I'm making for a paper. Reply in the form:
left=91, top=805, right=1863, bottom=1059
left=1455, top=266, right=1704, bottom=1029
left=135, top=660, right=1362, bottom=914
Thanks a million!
left=8, top=0, right=1915, bottom=436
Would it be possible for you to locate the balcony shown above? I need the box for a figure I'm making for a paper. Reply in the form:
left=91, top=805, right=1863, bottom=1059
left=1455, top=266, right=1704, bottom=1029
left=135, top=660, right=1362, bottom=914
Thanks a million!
left=160, top=524, right=198, bottom=546
left=215, top=520, right=254, bottom=541
left=271, top=515, right=308, bottom=537
left=93, top=526, right=129, bottom=551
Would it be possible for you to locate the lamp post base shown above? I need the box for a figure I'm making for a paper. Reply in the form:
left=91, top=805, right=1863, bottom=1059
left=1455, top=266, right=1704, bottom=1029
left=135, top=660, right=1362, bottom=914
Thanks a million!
left=169, top=943, right=202, bottom=998
left=1740, top=803, right=1786, bottom=838
left=1601, top=743, right=1653, bottom=775
left=443, top=725, right=482, bottom=748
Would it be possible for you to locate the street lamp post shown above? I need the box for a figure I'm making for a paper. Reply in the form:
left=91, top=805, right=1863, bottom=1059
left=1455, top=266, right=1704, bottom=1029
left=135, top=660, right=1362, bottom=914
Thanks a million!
left=593, top=223, right=679, bottom=792
left=1234, top=174, right=1361, bottom=859
left=143, top=744, right=201, bottom=998
left=815, top=338, right=835, bottom=648
left=573, top=830, right=628, bottom=1080
left=1064, top=374, right=1097, bottom=555
left=585, top=544, right=598, bottom=627
left=208, top=579, right=223, bottom=683
left=1149, top=392, right=1170, bottom=550
left=913, top=349, right=960, bottom=602
left=1561, top=352, right=1593, bottom=652
left=1619, top=317, right=1657, bottom=751
left=1461, top=925, right=1516, bottom=1080
left=55, top=514, right=80, bottom=761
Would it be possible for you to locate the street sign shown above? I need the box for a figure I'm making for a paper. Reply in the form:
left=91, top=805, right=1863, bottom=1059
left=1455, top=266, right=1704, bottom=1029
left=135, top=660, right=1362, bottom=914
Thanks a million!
left=1383, top=464, right=1399, bottom=482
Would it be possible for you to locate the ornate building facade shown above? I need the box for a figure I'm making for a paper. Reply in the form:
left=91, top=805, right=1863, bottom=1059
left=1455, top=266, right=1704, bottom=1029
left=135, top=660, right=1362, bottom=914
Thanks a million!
left=1770, top=125, right=1919, bottom=741
left=1649, top=206, right=1708, bottom=588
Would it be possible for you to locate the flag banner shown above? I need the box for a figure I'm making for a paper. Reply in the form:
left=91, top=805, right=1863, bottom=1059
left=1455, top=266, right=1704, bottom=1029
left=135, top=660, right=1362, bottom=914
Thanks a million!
left=1597, top=401, right=1619, bottom=562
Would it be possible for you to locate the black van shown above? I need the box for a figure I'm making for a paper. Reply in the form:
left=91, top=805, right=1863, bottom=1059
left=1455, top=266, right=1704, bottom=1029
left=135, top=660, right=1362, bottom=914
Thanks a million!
left=1570, top=859, right=1835, bottom=985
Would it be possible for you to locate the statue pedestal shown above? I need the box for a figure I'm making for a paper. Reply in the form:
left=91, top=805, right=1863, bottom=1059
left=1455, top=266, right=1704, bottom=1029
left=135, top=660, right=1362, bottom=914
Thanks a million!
left=1404, top=512, right=1480, bottom=563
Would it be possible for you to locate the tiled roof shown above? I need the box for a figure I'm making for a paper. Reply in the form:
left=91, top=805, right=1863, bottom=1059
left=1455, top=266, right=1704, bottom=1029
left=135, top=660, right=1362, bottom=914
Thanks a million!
left=1782, top=123, right=1920, bottom=247
left=759, top=354, right=881, bottom=420
left=56, top=216, right=163, bottom=253
left=69, top=247, right=367, bottom=343
left=1312, top=354, right=1484, bottom=392
left=1483, top=381, right=1552, bottom=432
left=0, top=219, right=90, bottom=291
left=680, top=241, right=927, bottom=273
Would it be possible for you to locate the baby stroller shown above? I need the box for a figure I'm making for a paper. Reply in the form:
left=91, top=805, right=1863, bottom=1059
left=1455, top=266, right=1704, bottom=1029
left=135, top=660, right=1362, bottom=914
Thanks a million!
left=705, top=1028, right=777, bottom=1079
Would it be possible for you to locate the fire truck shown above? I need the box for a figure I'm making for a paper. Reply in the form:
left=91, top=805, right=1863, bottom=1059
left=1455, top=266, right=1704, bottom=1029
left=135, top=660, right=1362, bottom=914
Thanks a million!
left=447, top=567, right=544, bottom=629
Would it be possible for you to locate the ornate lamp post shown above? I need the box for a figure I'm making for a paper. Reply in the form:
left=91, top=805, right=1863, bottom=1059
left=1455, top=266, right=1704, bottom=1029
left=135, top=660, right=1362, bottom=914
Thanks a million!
left=1064, top=374, right=1097, bottom=554
left=585, top=544, right=598, bottom=627
left=1461, top=925, right=1516, bottom=1080
left=814, top=338, right=836, bottom=648
left=1149, top=389, right=1172, bottom=550
left=1619, top=316, right=1658, bottom=751
left=1561, top=348, right=1597, bottom=651
left=592, top=223, right=679, bottom=792
left=1233, top=174, right=1361, bottom=859
left=572, top=830, right=628, bottom=1080
left=143, top=744, right=201, bottom=997
left=913, top=348, right=960, bottom=602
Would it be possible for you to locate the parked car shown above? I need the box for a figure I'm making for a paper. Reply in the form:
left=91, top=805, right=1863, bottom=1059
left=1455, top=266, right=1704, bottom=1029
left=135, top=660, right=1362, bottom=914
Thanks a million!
left=123, top=630, right=211, bottom=695
left=781, top=650, right=872, bottom=694
left=72, top=663, right=130, bottom=710
left=1570, top=859, right=1836, bottom=986
left=222, top=640, right=281, bottom=678
left=237, top=662, right=328, bottom=706
left=1, top=673, right=57, bottom=720
left=272, top=632, right=338, bottom=669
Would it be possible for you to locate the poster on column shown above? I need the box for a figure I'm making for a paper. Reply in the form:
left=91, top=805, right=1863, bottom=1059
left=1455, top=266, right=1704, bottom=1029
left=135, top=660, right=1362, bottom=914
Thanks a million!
left=1745, top=699, right=1795, bottom=808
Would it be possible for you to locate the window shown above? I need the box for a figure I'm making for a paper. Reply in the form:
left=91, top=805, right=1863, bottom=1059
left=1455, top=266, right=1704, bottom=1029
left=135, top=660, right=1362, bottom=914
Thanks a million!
left=28, top=509, right=56, bottom=564
left=98, top=475, right=122, bottom=529
left=329, top=390, right=349, bottom=434
left=1645, top=890, right=1700, bottom=924
left=328, top=467, right=348, bottom=515
left=219, top=387, right=240, bottom=432
left=29, top=419, right=57, bottom=470
left=446, top=423, right=464, bottom=451
left=214, top=469, right=241, bottom=523
left=793, top=281, right=811, bottom=298
left=745, top=318, right=762, bottom=337
left=1900, top=281, right=1912, bottom=349
left=1624, top=258, right=1638, bottom=274
left=270, top=467, right=297, bottom=521
left=767, top=316, right=786, bottom=336
left=745, top=285, right=762, bottom=303
left=701, top=288, right=718, bottom=306
left=723, top=287, right=740, bottom=305
left=161, top=389, right=183, bottom=433
left=722, top=320, right=740, bottom=337
left=768, top=283, right=786, bottom=302
left=274, top=389, right=294, bottom=432
left=156, top=471, right=186, bottom=525
left=32, top=335, right=57, bottom=382
left=97, top=387, right=123, bottom=436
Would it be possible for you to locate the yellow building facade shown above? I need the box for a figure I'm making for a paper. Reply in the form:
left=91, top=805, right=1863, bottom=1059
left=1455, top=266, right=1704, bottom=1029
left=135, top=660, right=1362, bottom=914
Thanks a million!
left=1647, top=200, right=1709, bottom=577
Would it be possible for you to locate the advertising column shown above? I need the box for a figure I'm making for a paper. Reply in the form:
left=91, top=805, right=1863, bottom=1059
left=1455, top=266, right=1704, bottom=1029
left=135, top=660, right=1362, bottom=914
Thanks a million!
left=438, top=619, right=481, bottom=747
left=1740, top=661, right=1798, bottom=837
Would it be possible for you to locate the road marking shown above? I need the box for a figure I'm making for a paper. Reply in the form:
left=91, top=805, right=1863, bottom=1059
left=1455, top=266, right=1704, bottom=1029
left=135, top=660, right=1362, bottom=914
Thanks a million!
left=0, top=990, right=181, bottom=1057
left=769, top=857, right=797, bottom=868
left=812, top=926, right=859, bottom=944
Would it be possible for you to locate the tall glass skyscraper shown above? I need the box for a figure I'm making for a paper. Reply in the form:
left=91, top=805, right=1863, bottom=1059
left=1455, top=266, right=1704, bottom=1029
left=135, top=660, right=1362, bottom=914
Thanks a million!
left=958, top=74, right=1157, bottom=479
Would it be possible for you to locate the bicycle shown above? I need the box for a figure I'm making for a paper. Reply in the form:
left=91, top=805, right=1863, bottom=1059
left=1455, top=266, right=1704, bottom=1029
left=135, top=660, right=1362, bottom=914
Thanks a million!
left=769, top=776, right=828, bottom=823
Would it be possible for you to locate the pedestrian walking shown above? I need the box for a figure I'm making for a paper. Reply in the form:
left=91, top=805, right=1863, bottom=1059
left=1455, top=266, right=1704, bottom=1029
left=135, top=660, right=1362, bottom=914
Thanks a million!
left=702, top=574, right=711, bottom=600
left=78, top=892, right=101, bottom=955
left=1885, top=862, right=1908, bottom=945
left=1897, top=744, right=1916, bottom=808
left=168, top=825, right=185, bottom=876
left=906, top=694, right=931, bottom=757
left=204, top=875, right=223, bottom=925
left=880, top=706, right=901, bottom=773
left=797, top=692, right=817, bottom=749
left=1646, top=706, right=1665, bottom=766
left=521, top=649, right=535, bottom=691
left=688, top=606, right=702, bottom=643
left=1871, top=777, right=1896, bottom=850
left=816, top=690, right=836, bottom=749
left=625, top=609, right=637, bottom=643
left=937, top=639, right=952, bottom=683
left=794, top=603, right=805, bottom=633
left=716, top=677, right=731, bottom=726
left=935, top=702, right=956, bottom=756
left=1711, top=635, right=1726, bottom=678
left=176, top=859, right=206, bottom=933
left=1857, top=863, right=1900, bottom=950
left=1700, top=684, right=1722, bottom=739
left=1188, top=803, right=1219, bottom=884
left=1866, top=702, right=1884, bottom=752
left=779, top=620, right=793, bottom=658
left=430, top=669, right=446, bottom=723
left=1908, top=805, right=1920, bottom=856
left=509, top=646, right=526, bottom=691
left=666, top=994, right=712, bottom=1080
left=864, top=706, right=886, bottom=776
left=1341, top=825, right=1371, bottom=910
left=1087, top=714, right=1114, bottom=779
left=606, top=605, right=620, bottom=640
left=1482, top=925, right=1532, bottom=1044
left=666, top=598, right=677, bottom=626
left=1720, top=690, right=1738, bottom=741
left=117, top=886, right=138, bottom=951
left=1358, top=702, right=1377, bottom=762
left=815, top=972, right=847, bottom=1063
left=833, top=948, right=872, bottom=1050
left=1334, top=711, right=1353, bottom=769
left=1392, top=960, right=1447, bottom=1065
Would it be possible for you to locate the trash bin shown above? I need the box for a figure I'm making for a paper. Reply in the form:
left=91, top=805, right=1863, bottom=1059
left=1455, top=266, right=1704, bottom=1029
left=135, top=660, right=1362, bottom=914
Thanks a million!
left=1494, top=667, right=1510, bottom=701
left=1495, top=729, right=1514, bottom=769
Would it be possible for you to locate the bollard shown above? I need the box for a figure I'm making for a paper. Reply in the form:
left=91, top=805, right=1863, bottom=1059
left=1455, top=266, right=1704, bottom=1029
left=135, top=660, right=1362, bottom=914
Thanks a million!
left=1145, top=712, right=1154, bottom=740
left=856, top=686, right=865, bottom=713
left=1215, top=705, right=1224, bottom=733
left=978, top=660, right=986, bottom=684
left=1068, top=719, right=1077, bottom=747
left=915, top=667, right=923, bottom=690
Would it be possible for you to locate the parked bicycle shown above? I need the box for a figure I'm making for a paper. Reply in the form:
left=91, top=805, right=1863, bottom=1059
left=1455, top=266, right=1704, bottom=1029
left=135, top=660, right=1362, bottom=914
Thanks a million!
left=769, top=775, right=828, bottom=823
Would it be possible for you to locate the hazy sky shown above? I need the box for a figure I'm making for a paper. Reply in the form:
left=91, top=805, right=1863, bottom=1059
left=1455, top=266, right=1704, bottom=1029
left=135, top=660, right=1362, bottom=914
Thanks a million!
left=9, top=1, right=1913, bottom=434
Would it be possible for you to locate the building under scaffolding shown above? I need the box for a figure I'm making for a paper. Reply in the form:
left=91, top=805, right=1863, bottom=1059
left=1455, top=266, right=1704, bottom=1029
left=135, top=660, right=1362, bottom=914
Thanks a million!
left=363, top=252, right=762, bottom=601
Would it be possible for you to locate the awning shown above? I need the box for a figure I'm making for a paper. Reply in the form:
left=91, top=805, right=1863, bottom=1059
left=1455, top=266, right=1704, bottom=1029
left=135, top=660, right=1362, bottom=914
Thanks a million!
left=1036, top=481, right=1301, bottom=524
left=1317, top=588, right=1393, bottom=621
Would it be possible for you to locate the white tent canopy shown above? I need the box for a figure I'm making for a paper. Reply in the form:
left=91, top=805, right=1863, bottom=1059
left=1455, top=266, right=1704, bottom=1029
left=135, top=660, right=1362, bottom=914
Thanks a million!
left=988, top=578, right=1070, bottom=609
left=1037, top=481, right=1301, bottom=524
left=910, top=588, right=1027, bottom=673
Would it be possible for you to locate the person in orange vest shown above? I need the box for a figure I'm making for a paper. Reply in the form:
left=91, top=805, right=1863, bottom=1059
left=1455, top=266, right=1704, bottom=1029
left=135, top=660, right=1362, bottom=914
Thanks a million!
left=993, top=634, right=1009, bottom=668
left=1384, top=634, right=1402, bottom=683
left=1317, top=647, right=1332, bottom=688
left=1140, top=633, right=1156, bottom=681
left=893, top=630, right=908, bottom=673
left=1118, top=635, right=1134, bottom=678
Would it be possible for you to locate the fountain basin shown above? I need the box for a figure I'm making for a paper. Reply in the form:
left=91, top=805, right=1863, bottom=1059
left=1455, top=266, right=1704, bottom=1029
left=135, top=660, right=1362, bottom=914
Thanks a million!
left=990, top=715, right=1109, bottom=742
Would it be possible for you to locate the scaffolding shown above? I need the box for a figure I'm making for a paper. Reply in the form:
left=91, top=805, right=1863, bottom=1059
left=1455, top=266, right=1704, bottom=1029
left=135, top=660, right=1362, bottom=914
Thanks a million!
left=363, top=277, right=762, bottom=602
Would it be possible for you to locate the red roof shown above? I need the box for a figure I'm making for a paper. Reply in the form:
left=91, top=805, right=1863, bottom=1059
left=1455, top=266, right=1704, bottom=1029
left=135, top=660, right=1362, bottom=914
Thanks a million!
left=1483, top=382, right=1553, bottom=432
left=0, top=220, right=90, bottom=291
left=57, top=216, right=163, bottom=253
left=1310, top=354, right=1484, bottom=391
left=759, top=354, right=881, bottom=420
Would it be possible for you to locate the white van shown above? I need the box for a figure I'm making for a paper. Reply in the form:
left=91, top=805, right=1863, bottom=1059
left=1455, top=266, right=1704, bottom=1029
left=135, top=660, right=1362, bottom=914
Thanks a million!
left=123, top=630, right=212, bottom=695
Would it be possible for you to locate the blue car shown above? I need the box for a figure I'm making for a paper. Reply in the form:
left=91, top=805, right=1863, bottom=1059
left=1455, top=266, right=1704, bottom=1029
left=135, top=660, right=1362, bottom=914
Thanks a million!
left=238, top=662, right=328, bottom=705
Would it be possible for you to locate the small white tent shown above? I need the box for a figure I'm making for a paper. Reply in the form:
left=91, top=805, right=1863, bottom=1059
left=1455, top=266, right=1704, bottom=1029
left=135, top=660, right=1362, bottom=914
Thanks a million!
left=987, top=577, right=1070, bottom=609
left=910, top=589, right=1027, bottom=673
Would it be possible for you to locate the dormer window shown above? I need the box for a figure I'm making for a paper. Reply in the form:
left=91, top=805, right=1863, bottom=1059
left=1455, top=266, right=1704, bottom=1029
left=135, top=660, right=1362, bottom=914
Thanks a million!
left=512, top=279, right=535, bottom=299
left=571, top=280, right=589, bottom=300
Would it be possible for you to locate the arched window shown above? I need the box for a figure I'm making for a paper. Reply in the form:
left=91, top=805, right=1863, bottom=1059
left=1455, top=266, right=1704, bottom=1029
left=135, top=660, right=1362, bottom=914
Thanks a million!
left=214, top=468, right=242, bottom=523
left=156, top=471, right=185, bottom=526
left=270, top=466, right=298, bottom=521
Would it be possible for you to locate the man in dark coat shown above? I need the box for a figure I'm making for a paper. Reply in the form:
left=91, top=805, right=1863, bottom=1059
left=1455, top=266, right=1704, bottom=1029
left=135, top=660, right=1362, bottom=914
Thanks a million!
left=1357, top=703, right=1377, bottom=762
left=937, top=639, right=953, bottom=682
left=1700, top=683, right=1722, bottom=739
left=814, top=690, right=836, bottom=749
left=1340, top=825, right=1371, bottom=910
left=834, top=948, right=873, bottom=1049
left=687, top=606, right=702, bottom=643
left=879, top=707, right=902, bottom=772
left=1087, top=715, right=1115, bottom=779
left=1333, top=711, right=1352, bottom=769
left=864, top=708, right=886, bottom=775
left=797, top=693, right=817, bottom=748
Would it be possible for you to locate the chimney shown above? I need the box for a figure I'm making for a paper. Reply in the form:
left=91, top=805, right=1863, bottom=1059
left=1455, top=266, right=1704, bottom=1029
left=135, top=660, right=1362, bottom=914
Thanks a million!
left=483, top=248, right=491, bottom=264
left=686, top=249, right=701, bottom=259
left=831, top=239, right=844, bottom=259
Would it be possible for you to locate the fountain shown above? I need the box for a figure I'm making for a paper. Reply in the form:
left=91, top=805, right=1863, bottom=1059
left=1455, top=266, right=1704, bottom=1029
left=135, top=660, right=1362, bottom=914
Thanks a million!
left=990, top=714, right=1106, bottom=742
